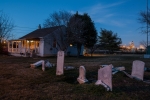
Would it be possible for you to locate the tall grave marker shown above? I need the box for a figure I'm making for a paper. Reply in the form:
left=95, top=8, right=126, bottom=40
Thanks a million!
left=95, top=64, right=112, bottom=91
left=131, top=60, right=145, bottom=80
left=56, top=51, right=64, bottom=75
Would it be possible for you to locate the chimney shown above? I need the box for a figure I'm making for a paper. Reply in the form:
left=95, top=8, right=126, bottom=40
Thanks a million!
left=38, top=24, right=41, bottom=29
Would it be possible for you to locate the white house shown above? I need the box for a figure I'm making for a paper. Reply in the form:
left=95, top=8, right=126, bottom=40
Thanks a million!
left=8, top=25, right=84, bottom=57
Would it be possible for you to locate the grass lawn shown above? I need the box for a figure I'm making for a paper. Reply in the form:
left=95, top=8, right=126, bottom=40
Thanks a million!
left=0, top=54, right=150, bottom=100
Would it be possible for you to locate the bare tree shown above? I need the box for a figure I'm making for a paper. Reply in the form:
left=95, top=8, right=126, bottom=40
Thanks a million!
left=140, top=40, right=150, bottom=48
left=43, top=10, right=72, bottom=51
left=0, top=11, right=14, bottom=42
left=138, top=0, right=150, bottom=48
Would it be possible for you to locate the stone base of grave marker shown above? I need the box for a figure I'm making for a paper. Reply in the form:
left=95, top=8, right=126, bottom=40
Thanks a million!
left=77, top=66, right=88, bottom=84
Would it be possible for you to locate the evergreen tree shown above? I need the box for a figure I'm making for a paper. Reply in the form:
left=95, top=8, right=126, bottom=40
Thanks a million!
left=67, top=12, right=97, bottom=57
left=98, top=29, right=122, bottom=53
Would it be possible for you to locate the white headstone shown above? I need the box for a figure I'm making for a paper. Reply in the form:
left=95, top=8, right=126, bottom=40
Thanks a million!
left=56, top=51, right=64, bottom=75
left=64, top=66, right=75, bottom=70
left=42, top=61, right=45, bottom=71
left=115, top=66, right=125, bottom=71
left=30, top=60, right=45, bottom=71
left=131, top=60, right=145, bottom=80
left=77, top=66, right=88, bottom=84
left=45, top=60, right=52, bottom=68
left=95, top=64, right=112, bottom=91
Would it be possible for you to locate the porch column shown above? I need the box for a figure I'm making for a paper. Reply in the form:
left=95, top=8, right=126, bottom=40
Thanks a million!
left=29, top=40, right=31, bottom=53
left=11, top=41, right=13, bottom=53
left=25, top=40, right=27, bottom=56
left=34, top=41, right=36, bottom=53
left=8, top=41, right=10, bottom=52
left=16, top=41, right=18, bottom=53
left=19, top=41, right=22, bottom=53
left=20, top=40, right=23, bottom=53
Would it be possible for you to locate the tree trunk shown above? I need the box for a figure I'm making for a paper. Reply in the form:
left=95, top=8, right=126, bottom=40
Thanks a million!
left=77, top=44, right=81, bottom=57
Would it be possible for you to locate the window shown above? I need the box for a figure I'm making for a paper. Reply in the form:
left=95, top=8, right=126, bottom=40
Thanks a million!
left=53, top=39, right=56, bottom=48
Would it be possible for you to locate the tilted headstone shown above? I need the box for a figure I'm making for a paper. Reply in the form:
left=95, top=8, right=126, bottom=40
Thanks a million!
left=95, top=64, right=112, bottom=91
left=64, top=66, right=75, bottom=70
left=112, top=66, right=125, bottom=75
left=30, top=60, right=45, bottom=70
left=77, top=66, right=88, bottom=84
left=45, top=60, right=53, bottom=68
left=131, top=60, right=145, bottom=80
left=115, top=66, right=125, bottom=71
left=56, top=51, right=64, bottom=75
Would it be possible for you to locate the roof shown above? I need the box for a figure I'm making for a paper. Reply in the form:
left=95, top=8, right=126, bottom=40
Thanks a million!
left=19, top=26, right=64, bottom=39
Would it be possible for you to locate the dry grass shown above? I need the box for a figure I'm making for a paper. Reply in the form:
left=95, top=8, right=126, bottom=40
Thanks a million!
left=0, top=54, right=150, bottom=100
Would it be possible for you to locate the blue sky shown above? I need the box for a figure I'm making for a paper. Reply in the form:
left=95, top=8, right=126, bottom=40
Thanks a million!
left=0, top=0, right=148, bottom=47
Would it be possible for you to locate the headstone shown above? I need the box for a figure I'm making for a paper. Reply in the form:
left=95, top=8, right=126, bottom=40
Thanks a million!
left=77, top=66, right=88, bottom=84
left=42, top=61, right=45, bottom=71
left=131, top=60, right=145, bottom=80
left=45, top=60, right=53, bottom=68
left=30, top=60, right=45, bottom=70
left=101, top=64, right=114, bottom=68
left=112, top=66, right=125, bottom=75
left=95, top=64, right=112, bottom=91
left=115, top=66, right=125, bottom=71
left=64, top=66, right=75, bottom=70
left=56, top=51, right=64, bottom=75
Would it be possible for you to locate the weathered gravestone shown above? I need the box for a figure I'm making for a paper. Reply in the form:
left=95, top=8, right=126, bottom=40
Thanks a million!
left=77, top=66, right=88, bottom=84
left=30, top=60, right=45, bottom=70
left=131, top=60, right=145, bottom=80
left=112, top=66, right=125, bottom=75
left=101, top=64, right=125, bottom=75
left=64, top=66, right=75, bottom=70
left=56, top=51, right=64, bottom=75
left=45, top=60, right=53, bottom=68
left=95, top=64, right=112, bottom=91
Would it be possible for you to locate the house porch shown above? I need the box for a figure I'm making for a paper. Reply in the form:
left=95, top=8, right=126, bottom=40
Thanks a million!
left=8, top=39, right=40, bottom=57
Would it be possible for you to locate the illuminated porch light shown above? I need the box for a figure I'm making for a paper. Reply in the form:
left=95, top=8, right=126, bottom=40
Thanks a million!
left=31, top=40, right=34, bottom=42
left=70, top=44, right=73, bottom=46
left=27, top=40, right=29, bottom=43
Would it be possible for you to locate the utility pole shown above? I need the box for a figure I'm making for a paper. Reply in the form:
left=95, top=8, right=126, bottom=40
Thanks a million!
left=147, top=0, right=148, bottom=47
left=147, top=0, right=149, bottom=48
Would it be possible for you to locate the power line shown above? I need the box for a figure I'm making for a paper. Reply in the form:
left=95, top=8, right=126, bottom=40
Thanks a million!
left=14, top=26, right=37, bottom=29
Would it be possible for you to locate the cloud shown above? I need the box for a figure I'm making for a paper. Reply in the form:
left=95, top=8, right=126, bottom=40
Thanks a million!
left=87, top=1, right=126, bottom=15
left=80, top=1, right=127, bottom=27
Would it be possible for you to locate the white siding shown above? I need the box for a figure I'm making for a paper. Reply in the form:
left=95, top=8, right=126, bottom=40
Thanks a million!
left=39, top=38, right=44, bottom=56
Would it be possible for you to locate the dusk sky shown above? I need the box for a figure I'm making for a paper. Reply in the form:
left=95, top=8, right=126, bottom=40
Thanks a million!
left=0, top=0, right=148, bottom=47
